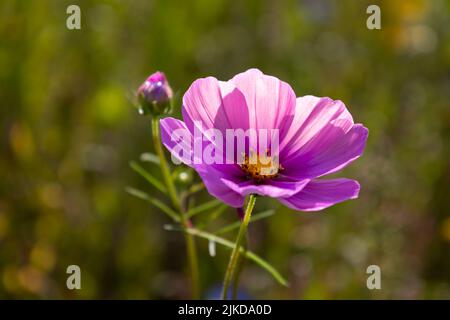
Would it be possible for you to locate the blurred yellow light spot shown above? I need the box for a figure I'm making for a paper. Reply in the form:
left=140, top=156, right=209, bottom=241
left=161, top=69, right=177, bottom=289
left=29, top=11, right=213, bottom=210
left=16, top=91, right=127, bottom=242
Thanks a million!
left=31, top=243, right=56, bottom=272
left=2, top=266, right=20, bottom=293
left=38, top=183, right=63, bottom=209
left=9, top=123, right=35, bottom=161
left=441, top=218, right=450, bottom=242
left=17, top=266, right=44, bottom=294
left=35, top=213, right=63, bottom=243
left=398, top=0, right=428, bottom=22
left=91, top=85, right=128, bottom=126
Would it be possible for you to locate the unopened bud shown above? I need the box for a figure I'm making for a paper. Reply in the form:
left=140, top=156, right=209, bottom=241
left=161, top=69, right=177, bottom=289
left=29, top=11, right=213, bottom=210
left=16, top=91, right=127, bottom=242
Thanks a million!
left=137, top=71, right=173, bottom=116
left=173, top=167, right=193, bottom=186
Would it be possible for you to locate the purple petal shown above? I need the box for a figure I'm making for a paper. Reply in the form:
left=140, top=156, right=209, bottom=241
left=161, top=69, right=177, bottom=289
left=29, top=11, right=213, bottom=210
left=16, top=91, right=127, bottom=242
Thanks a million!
left=278, top=178, right=360, bottom=211
left=230, top=69, right=296, bottom=140
left=161, top=116, right=244, bottom=175
left=196, top=165, right=245, bottom=208
left=182, top=77, right=249, bottom=134
left=160, top=118, right=245, bottom=207
left=283, top=120, right=368, bottom=179
left=160, top=117, right=194, bottom=166
left=280, top=96, right=354, bottom=161
left=221, top=177, right=310, bottom=198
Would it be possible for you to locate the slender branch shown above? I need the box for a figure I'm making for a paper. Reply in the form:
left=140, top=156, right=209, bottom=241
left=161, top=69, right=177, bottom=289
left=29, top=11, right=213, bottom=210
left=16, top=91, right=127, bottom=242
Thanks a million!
left=185, top=199, right=222, bottom=218
left=129, top=161, right=167, bottom=193
left=125, top=187, right=180, bottom=222
left=215, top=209, right=275, bottom=235
left=165, top=225, right=288, bottom=286
left=221, top=195, right=257, bottom=300
left=151, top=117, right=200, bottom=299
left=187, top=182, right=205, bottom=195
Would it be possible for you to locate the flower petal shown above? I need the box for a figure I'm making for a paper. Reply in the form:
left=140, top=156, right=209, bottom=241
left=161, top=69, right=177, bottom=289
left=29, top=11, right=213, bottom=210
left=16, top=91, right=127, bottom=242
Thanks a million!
left=221, top=177, right=310, bottom=198
left=160, top=117, right=194, bottom=167
left=196, top=165, right=245, bottom=208
left=182, top=77, right=249, bottom=134
left=161, top=119, right=244, bottom=207
left=282, top=120, right=368, bottom=179
left=161, top=117, right=244, bottom=176
left=230, top=68, right=296, bottom=140
left=280, top=96, right=354, bottom=161
left=278, top=178, right=360, bottom=211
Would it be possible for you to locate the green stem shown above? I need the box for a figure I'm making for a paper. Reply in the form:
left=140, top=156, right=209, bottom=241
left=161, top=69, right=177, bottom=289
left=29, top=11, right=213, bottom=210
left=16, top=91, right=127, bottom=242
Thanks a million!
left=221, top=195, right=256, bottom=300
left=151, top=117, right=180, bottom=211
left=151, top=117, right=200, bottom=299
left=232, top=233, right=248, bottom=300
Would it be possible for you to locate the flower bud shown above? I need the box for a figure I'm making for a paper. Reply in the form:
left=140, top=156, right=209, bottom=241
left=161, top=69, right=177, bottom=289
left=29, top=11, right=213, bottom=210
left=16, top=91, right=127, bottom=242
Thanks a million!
left=173, top=167, right=193, bottom=186
left=137, top=71, right=173, bottom=116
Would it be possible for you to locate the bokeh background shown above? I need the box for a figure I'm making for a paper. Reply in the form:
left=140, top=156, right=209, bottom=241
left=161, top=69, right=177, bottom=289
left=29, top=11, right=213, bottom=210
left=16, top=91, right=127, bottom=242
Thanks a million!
left=1, top=0, right=450, bottom=299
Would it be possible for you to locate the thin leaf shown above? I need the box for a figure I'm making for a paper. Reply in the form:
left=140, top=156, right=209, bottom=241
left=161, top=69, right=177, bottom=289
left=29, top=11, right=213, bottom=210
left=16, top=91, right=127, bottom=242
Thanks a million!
left=126, top=187, right=179, bottom=222
left=216, top=209, right=275, bottom=235
left=187, top=182, right=205, bottom=195
left=130, top=161, right=166, bottom=193
left=165, top=225, right=288, bottom=287
left=140, top=152, right=161, bottom=165
left=185, top=199, right=222, bottom=219
left=196, top=204, right=228, bottom=229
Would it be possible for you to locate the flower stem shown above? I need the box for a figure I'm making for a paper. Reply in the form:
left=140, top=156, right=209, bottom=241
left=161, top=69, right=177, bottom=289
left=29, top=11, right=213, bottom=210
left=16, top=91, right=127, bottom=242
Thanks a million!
left=151, top=117, right=180, bottom=211
left=231, top=233, right=248, bottom=300
left=151, top=117, right=200, bottom=299
left=221, top=195, right=256, bottom=300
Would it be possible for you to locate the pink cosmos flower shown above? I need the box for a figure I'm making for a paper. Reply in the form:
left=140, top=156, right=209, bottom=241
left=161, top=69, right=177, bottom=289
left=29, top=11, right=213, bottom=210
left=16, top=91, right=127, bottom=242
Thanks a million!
left=160, top=69, right=368, bottom=211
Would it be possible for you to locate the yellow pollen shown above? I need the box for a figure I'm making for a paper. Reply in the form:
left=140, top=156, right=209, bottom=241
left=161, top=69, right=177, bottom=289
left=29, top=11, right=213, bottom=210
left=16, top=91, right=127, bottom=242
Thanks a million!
left=240, top=150, right=283, bottom=182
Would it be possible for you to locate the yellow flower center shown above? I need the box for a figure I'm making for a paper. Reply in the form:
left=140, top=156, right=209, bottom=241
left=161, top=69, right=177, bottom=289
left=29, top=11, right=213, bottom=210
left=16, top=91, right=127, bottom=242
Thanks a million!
left=240, top=150, right=283, bottom=182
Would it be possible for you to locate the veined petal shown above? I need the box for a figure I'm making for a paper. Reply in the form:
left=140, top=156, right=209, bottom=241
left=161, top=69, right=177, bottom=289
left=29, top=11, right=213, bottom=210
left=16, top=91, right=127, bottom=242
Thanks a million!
left=182, top=77, right=249, bottom=134
left=161, top=116, right=244, bottom=176
left=196, top=165, right=245, bottom=208
left=280, top=96, right=354, bottom=161
left=278, top=178, right=360, bottom=211
left=222, top=177, right=310, bottom=198
left=160, top=118, right=245, bottom=207
left=160, top=117, right=194, bottom=166
left=230, top=68, right=296, bottom=141
left=283, top=120, right=368, bottom=179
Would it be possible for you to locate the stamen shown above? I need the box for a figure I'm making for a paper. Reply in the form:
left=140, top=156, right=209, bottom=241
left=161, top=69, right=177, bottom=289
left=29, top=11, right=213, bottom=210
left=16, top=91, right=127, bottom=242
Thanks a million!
left=240, top=150, right=283, bottom=182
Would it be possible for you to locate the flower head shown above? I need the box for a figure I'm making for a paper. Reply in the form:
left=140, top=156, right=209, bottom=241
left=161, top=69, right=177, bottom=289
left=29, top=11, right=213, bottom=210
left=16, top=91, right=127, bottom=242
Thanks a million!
left=137, top=71, right=173, bottom=116
left=160, top=69, right=368, bottom=211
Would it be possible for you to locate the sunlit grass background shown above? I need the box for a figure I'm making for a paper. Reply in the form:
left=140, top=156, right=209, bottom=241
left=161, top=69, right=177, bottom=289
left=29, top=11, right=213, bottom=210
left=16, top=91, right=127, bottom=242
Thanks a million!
left=1, top=0, right=450, bottom=299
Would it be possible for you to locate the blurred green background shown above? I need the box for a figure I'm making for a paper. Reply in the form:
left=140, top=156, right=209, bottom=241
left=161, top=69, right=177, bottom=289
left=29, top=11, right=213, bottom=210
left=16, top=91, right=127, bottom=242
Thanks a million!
left=1, top=0, right=450, bottom=299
